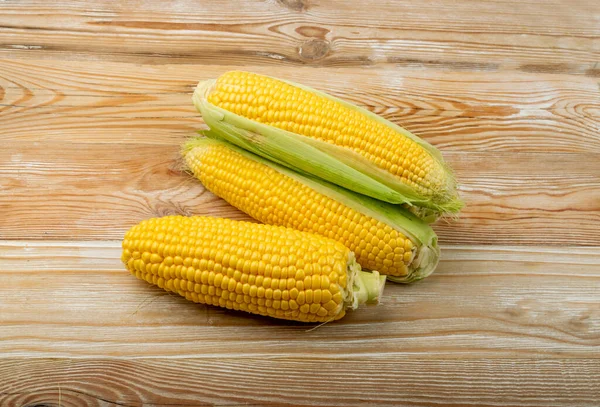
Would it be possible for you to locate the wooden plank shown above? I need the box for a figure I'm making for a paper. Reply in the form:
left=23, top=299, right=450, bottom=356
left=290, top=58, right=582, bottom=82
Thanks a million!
left=1, top=142, right=599, bottom=245
left=1, top=1, right=598, bottom=405
left=0, top=141, right=245, bottom=240
left=0, top=357, right=598, bottom=407
left=1, top=59, right=599, bottom=152
left=439, top=152, right=600, bottom=246
left=0, top=241, right=598, bottom=358
left=1, top=0, right=599, bottom=73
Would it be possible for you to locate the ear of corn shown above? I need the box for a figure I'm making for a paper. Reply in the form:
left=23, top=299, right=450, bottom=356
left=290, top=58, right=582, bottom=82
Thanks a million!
left=122, top=215, right=386, bottom=322
left=184, top=136, right=440, bottom=283
left=192, top=71, right=463, bottom=218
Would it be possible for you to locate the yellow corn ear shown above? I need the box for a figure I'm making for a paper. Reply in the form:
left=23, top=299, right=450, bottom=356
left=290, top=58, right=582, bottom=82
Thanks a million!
left=183, top=137, right=439, bottom=283
left=122, top=215, right=385, bottom=322
left=193, top=71, right=463, bottom=218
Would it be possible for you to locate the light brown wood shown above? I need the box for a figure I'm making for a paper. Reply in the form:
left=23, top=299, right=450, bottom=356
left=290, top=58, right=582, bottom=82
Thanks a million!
left=1, top=0, right=599, bottom=405
left=1, top=59, right=599, bottom=152
left=1, top=358, right=598, bottom=407
left=1, top=142, right=599, bottom=245
left=1, top=241, right=598, bottom=358
left=1, top=0, right=599, bottom=71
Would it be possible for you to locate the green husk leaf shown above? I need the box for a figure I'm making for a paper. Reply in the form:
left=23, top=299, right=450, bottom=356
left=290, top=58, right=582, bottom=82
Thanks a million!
left=277, top=76, right=445, bottom=163
left=193, top=79, right=463, bottom=217
left=193, top=82, right=409, bottom=205
left=185, top=135, right=440, bottom=283
left=353, top=270, right=386, bottom=305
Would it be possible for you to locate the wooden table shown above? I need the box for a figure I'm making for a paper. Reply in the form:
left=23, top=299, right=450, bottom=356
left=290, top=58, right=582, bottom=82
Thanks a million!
left=1, top=1, right=599, bottom=405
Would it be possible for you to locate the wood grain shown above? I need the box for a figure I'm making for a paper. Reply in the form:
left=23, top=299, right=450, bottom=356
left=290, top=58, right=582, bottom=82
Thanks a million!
left=1, top=142, right=599, bottom=245
left=2, top=1, right=600, bottom=405
left=0, top=358, right=598, bottom=407
left=1, top=59, right=599, bottom=152
left=1, top=241, right=598, bottom=358
left=1, top=0, right=599, bottom=73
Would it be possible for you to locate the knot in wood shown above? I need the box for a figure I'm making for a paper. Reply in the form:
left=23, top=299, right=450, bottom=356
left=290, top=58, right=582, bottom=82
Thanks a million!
left=296, top=25, right=330, bottom=39
left=298, top=39, right=330, bottom=61
left=277, top=0, right=309, bottom=11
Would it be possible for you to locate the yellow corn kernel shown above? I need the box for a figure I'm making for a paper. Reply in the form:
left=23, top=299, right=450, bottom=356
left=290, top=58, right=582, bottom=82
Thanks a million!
left=122, top=216, right=384, bottom=322
left=207, top=71, right=444, bottom=198
left=185, top=142, right=418, bottom=278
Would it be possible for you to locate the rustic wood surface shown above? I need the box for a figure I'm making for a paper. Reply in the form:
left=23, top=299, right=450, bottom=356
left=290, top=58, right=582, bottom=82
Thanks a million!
left=1, top=1, right=599, bottom=406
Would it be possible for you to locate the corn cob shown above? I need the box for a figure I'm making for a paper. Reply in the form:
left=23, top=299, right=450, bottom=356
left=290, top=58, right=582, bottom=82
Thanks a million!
left=122, top=216, right=385, bottom=322
left=184, top=137, right=439, bottom=283
left=192, top=71, right=463, bottom=218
